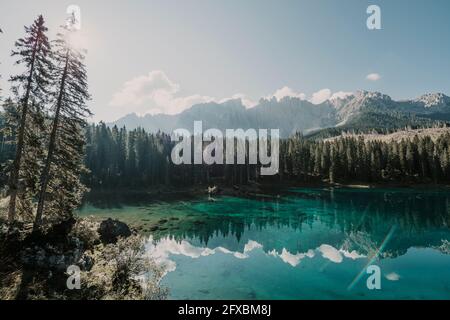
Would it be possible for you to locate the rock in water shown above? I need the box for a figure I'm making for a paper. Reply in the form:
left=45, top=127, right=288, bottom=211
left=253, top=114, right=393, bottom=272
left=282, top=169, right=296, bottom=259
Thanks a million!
left=207, top=186, right=219, bottom=195
left=98, top=218, right=132, bottom=244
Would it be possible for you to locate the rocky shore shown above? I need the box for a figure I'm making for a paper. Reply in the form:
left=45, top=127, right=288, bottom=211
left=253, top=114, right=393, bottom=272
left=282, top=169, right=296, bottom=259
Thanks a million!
left=0, top=216, right=167, bottom=300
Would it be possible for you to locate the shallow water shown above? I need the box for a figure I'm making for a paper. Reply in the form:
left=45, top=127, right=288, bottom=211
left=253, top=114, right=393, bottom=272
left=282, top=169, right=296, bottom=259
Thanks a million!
left=78, top=187, right=450, bottom=300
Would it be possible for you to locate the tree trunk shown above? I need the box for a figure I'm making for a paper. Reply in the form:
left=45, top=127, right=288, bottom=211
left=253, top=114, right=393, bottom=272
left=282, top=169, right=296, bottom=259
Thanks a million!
left=33, top=52, right=69, bottom=230
left=7, top=41, right=38, bottom=225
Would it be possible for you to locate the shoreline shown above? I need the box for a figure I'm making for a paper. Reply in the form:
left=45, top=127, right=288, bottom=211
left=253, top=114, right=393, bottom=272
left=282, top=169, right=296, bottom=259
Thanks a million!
left=82, top=180, right=450, bottom=200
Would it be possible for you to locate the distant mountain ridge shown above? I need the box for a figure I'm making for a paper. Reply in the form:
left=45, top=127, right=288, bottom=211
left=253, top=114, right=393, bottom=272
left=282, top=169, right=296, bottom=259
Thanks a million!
left=108, top=91, right=450, bottom=137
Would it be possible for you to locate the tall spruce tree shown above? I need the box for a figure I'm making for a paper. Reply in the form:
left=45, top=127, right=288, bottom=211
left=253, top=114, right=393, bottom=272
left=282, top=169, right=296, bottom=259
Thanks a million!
left=34, top=26, right=91, bottom=229
left=7, top=16, right=52, bottom=224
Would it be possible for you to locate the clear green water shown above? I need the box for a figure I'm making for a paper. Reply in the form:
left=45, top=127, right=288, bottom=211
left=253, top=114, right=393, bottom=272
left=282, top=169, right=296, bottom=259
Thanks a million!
left=78, top=188, right=450, bottom=300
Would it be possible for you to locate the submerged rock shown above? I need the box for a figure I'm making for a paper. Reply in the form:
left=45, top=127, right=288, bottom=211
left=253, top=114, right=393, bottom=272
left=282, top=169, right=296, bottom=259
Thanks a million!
left=98, top=218, right=132, bottom=244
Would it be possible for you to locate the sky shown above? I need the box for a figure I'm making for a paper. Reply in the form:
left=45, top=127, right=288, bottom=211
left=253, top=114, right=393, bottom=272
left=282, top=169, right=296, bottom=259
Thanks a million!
left=1, top=0, right=450, bottom=122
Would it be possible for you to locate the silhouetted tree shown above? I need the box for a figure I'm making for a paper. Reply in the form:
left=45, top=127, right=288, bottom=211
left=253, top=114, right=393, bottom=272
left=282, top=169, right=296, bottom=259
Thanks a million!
left=34, top=26, right=91, bottom=230
left=7, top=15, right=52, bottom=224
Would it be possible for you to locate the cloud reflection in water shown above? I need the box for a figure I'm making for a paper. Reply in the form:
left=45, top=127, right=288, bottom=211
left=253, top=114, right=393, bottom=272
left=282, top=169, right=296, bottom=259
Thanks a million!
left=144, top=236, right=366, bottom=276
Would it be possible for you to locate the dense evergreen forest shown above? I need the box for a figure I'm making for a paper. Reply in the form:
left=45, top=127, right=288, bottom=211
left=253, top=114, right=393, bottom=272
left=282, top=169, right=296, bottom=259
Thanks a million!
left=3, top=118, right=450, bottom=193
left=82, top=123, right=450, bottom=188
left=37, top=122, right=445, bottom=189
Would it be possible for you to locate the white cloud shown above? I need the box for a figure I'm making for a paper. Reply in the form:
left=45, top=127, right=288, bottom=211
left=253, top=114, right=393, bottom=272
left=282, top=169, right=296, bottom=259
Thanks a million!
left=309, top=89, right=332, bottom=104
left=269, top=248, right=315, bottom=267
left=145, top=237, right=264, bottom=276
left=110, top=71, right=260, bottom=115
left=110, top=71, right=177, bottom=107
left=246, top=87, right=354, bottom=107
left=267, top=87, right=352, bottom=105
left=145, top=235, right=367, bottom=277
left=318, top=244, right=343, bottom=263
left=366, top=73, right=381, bottom=81
left=220, top=93, right=258, bottom=109
left=330, top=91, right=354, bottom=101
left=109, top=70, right=215, bottom=115
left=268, top=245, right=364, bottom=267
left=267, top=86, right=307, bottom=101
left=269, top=88, right=355, bottom=105
left=386, top=272, right=400, bottom=281
left=244, top=240, right=263, bottom=253
left=341, top=250, right=366, bottom=260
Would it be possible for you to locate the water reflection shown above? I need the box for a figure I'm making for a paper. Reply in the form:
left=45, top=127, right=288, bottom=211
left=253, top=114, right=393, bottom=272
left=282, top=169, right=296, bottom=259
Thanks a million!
left=143, top=188, right=450, bottom=259
left=81, top=187, right=450, bottom=259
left=79, top=187, right=450, bottom=299
left=145, top=236, right=367, bottom=275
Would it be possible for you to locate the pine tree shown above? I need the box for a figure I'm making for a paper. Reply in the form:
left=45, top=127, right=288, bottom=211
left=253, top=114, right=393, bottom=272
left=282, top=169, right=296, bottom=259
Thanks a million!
left=34, top=26, right=91, bottom=229
left=0, top=100, right=17, bottom=187
left=7, top=16, right=52, bottom=224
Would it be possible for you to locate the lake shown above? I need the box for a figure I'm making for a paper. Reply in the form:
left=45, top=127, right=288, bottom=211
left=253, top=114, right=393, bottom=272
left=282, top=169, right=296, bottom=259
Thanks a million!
left=78, top=187, right=450, bottom=300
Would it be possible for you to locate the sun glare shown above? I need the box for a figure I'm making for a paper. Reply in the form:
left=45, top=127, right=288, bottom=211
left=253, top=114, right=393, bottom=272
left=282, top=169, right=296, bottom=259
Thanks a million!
left=65, top=30, right=88, bottom=51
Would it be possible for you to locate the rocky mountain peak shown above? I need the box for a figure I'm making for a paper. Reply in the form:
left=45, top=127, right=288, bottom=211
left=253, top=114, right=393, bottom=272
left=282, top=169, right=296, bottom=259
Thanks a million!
left=415, top=93, right=450, bottom=108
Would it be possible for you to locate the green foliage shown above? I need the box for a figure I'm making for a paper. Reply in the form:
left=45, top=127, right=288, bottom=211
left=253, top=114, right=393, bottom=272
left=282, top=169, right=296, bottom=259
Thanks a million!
left=83, top=125, right=450, bottom=187
left=0, top=16, right=91, bottom=229
left=0, top=107, right=16, bottom=190
left=280, top=131, right=450, bottom=184
left=34, top=25, right=92, bottom=228
left=3, top=118, right=450, bottom=190
left=81, top=236, right=168, bottom=300
left=5, top=15, right=53, bottom=222
left=83, top=123, right=263, bottom=189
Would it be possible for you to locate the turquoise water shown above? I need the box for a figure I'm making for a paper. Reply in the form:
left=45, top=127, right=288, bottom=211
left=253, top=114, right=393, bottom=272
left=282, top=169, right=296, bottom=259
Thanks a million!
left=78, top=188, right=450, bottom=300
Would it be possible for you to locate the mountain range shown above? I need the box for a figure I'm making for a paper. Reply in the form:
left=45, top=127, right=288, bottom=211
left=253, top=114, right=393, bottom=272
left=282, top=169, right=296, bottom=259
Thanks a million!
left=108, top=91, right=450, bottom=137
